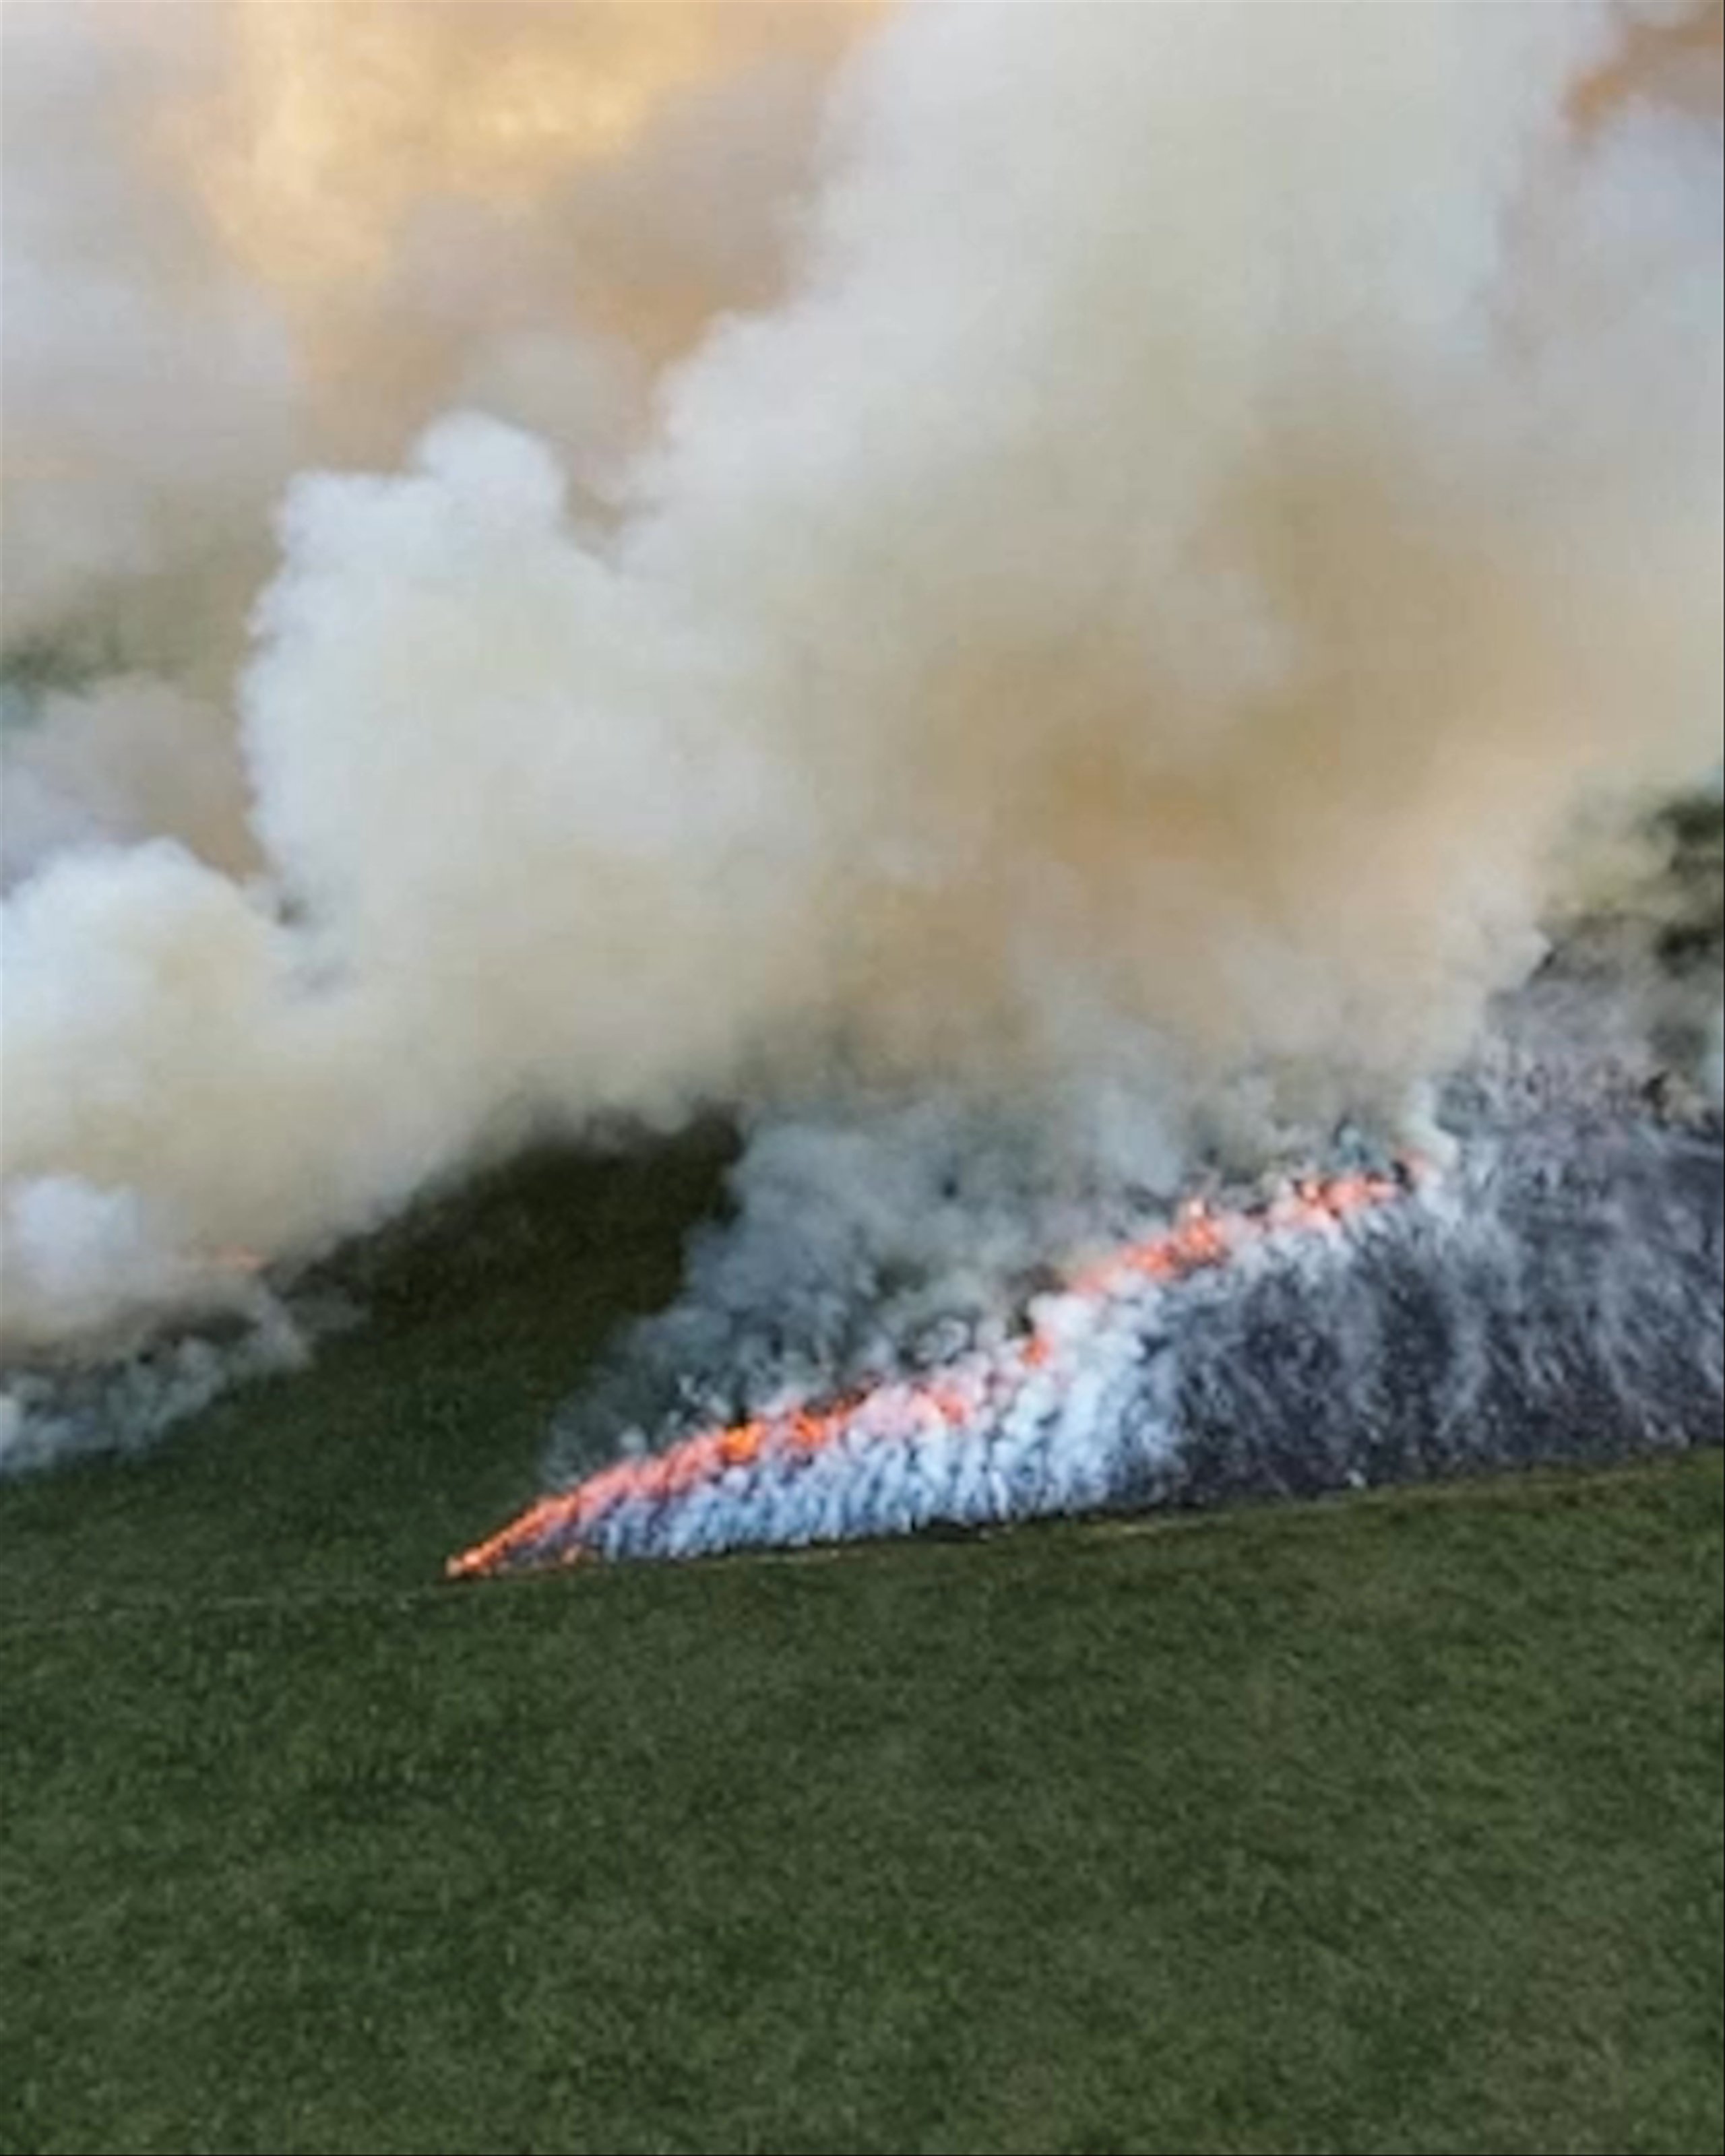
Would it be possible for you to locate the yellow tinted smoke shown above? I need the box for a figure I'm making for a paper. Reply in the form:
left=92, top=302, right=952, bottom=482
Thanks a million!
left=170, top=1, right=875, bottom=300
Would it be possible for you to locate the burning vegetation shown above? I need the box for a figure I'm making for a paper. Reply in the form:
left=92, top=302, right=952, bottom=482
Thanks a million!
left=449, top=1166, right=1417, bottom=1577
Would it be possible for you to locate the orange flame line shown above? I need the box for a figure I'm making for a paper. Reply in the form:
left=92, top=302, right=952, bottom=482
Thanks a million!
left=445, top=1163, right=1417, bottom=1580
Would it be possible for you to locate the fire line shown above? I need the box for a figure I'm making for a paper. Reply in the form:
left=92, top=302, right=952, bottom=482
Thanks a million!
left=447, top=1162, right=1421, bottom=1580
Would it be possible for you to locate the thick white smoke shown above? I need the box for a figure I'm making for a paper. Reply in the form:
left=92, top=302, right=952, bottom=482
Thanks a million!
left=2, top=2, right=1721, bottom=1360
left=1, top=0, right=865, bottom=868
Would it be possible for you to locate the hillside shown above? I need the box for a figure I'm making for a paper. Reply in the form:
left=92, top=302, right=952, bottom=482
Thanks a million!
left=3, top=1137, right=1720, bottom=2156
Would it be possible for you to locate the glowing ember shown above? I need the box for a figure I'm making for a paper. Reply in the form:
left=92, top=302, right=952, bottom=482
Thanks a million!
left=447, top=1163, right=1422, bottom=1580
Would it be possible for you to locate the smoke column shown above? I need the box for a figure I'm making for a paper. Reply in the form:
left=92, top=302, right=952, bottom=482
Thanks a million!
left=2, top=5, right=1721, bottom=1451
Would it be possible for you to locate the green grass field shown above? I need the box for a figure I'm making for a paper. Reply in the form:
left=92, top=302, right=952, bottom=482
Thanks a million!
left=3, top=1140, right=1721, bottom=2156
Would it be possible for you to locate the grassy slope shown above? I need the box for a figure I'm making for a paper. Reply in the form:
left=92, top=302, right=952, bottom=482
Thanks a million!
left=1, top=1139, right=1721, bottom=2156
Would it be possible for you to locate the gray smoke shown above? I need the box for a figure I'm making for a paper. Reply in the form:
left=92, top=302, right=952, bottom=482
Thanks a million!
left=469, top=1076, right=1722, bottom=1570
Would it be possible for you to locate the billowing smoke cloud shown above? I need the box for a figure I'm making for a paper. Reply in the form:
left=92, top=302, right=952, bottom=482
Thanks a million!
left=2, top=1, right=1722, bottom=1366
left=1, top=0, right=867, bottom=864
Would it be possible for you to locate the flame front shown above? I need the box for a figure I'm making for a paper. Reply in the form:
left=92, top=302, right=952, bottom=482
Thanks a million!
left=447, top=1165, right=1418, bottom=1581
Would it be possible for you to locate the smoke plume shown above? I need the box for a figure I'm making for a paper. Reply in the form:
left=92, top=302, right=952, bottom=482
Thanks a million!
left=2, top=2, right=1721, bottom=1397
